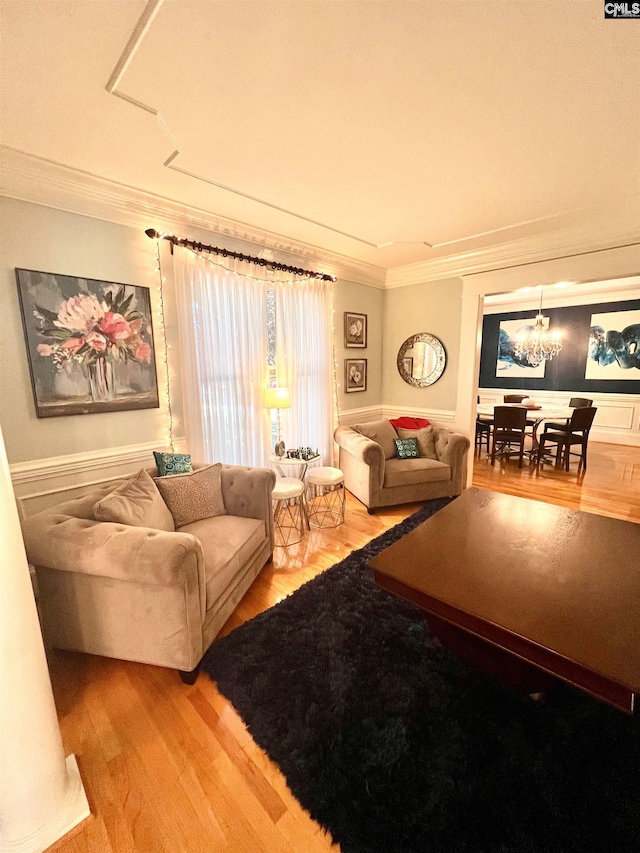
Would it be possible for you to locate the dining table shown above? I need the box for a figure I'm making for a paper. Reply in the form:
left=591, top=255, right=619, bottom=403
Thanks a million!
left=477, top=402, right=574, bottom=458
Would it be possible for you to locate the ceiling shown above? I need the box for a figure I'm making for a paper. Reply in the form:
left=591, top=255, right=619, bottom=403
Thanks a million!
left=1, top=0, right=639, bottom=271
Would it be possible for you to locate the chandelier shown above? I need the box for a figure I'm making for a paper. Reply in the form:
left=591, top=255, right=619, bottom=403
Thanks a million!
left=514, top=290, right=562, bottom=367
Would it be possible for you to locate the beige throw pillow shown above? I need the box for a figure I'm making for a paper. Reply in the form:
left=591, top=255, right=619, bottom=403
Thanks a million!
left=396, top=426, right=438, bottom=460
left=154, top=463, right=226, bottom=528
left=93, top=468, right=176, bottom=531
left=354, top=419, right=399, bottom=460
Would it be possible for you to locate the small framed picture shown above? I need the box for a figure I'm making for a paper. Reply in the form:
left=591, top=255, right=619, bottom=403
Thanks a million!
left=345, top=358, right=367, bottom=393
left=402, top=356, right=413, bottom=376
left=344, top=312, right=367, bottom=348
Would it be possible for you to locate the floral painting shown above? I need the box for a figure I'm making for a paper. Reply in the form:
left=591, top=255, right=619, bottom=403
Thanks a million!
left=16, top=269, right=159, bottom=417
left=345, top=358, right=367, bottom=392
left=344, top=312, right=367, bottom=348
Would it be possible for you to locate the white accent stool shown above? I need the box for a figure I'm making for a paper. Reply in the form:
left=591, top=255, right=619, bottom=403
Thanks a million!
left=304, top=467, right=346, bottom=529
left=272, top=477, right=306, bottom=546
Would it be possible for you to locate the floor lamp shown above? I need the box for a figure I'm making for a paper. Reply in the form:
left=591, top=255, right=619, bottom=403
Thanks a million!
left=264, top=387, right=291, bottom=453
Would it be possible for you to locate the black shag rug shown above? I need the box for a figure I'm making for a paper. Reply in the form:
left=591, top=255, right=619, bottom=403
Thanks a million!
left=202, top=498, right=640, bottom=853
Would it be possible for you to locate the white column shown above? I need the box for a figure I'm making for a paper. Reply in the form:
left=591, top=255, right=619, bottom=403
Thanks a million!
left=0, top=425, right=90, bottom=853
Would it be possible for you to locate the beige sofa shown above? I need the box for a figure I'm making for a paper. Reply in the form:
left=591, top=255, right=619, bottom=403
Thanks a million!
left=335, top=419, right=470, bottom=512
left=21, top=463, right=275, bottom=682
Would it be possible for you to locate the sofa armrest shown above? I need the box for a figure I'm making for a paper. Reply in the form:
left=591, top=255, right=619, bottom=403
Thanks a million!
left=435, top=430, right=470, bottom=465
left=220, top=465, right=276, bottom=550
left=434, top=430, right=470, bottom=493
left=21, top=513, right=205, bottom=591
left=334, top=427, right=385, bottom=468
left=334, top=426, right=385, bottom=492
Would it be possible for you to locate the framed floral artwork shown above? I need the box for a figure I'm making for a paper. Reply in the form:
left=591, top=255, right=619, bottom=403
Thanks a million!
left=345, top=358, right=367, bottom=393
left=16, top=269, right=159, bottom=417
left=344, top=312, right=367, bottom=348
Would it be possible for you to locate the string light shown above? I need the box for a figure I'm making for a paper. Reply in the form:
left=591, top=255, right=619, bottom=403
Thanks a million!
left=153, top=239, right=175, bottom=451
left=182, top=243, right=332, bottom=286
left=148, top=228, right=339, bottom=451
left=331, top=310, right=341, bottom=433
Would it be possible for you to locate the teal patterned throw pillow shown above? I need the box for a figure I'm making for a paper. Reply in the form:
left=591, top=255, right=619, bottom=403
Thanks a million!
left=153, top=451, right=193, bottom=477
left=394, top=438, right=419, bottom=459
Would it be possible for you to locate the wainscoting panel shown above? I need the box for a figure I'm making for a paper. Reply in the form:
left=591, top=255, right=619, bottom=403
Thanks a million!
left=11, top=439, right=187, bottom=517
left=382, top=405, right=457, bottom=426
left=338, top=406, right=384, bottom=427
left=478, top=390, right=640, bottom=447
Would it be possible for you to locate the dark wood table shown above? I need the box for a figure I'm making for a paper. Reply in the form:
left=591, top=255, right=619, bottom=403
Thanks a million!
left=370, top=488, right=640, bottom=714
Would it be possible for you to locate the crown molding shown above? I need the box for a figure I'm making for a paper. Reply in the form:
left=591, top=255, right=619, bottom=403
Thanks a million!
left=385, top=199, right=640, bottom=288
left=4, top=146, right=637, bottom=293
left=0, top=146, right=387, bottom=288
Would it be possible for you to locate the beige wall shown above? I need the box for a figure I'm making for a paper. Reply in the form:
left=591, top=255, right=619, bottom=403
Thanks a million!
left=0, top=198, right=385, bottom=472
left=0, top=198, right=185, bottom=465
left=382, top=277, right=463, bottom=414
left=333, top=279, right=384, bottom=412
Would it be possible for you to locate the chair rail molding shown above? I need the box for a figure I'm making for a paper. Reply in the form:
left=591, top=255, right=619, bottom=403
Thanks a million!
left=382, top=405, right=457, bottom=426
left=11, top=438, right=188, bottom=516
left=338, top=405, right=384, bottom=427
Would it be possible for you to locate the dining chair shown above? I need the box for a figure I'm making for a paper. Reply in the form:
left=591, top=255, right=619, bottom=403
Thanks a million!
left=491, top=406, right=527, bottom=468
left=537, top=407, right=597, bottom=473
left=475, top=395, right=493, bottom=455
left=503, top=393, right=538, bottom=443
left=544, top=397, right=594, bottom=432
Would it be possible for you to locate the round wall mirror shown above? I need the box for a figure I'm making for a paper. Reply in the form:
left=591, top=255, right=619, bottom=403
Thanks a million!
left=397, top=333, right=446, bottom=387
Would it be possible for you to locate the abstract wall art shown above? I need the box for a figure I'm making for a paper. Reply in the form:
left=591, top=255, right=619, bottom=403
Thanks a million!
left=585, top=309, right=640, bottom=380
left=496, top=318, right=550, bottom=378
left=479, top=296, right=640, bottom=395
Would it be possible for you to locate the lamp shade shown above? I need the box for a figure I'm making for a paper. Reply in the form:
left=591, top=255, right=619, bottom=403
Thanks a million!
left=264, top=387, right=291, bottom=409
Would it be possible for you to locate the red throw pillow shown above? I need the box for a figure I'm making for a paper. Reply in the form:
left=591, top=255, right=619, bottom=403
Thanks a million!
left=389, top=416, right=431, bottom=430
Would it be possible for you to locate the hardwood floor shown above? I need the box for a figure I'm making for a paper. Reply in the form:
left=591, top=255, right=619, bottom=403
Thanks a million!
left=46, top=442, right=640, bottom=853
left=473, top=439, right=640, bottom=523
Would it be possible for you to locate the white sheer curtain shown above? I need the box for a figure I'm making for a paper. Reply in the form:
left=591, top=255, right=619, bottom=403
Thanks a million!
left=173, top=246, right=271, bottom=467
left=274, top=278, right=335, bottom=464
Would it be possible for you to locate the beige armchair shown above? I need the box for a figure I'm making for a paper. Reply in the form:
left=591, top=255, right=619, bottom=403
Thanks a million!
left=335, top=420, right=469, bottom=512
left=21, top=463, right=275, bottom=682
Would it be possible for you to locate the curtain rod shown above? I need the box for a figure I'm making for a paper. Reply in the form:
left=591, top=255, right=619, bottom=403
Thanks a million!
left=145, top=229, right=336, bottom=281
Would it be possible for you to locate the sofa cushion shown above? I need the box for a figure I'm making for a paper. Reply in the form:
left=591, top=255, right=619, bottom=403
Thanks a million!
left=355, top=419, right=399, bottom=459
left=153, top=451, right=193, bottom=476
left=154, top=463, right=226, bottom=527
left=396, top=426, right=438, bottom=460
left=93, top=469, right=175, bottom=531
left=383, top=457, right=451, bottom=488
left=394, top=437, right=420, bottom=459
left=181, top=515, right=265, bottom=608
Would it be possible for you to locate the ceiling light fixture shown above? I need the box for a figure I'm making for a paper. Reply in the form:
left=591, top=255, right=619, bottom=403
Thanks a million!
left=514, top=289, right=562, bottom=367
